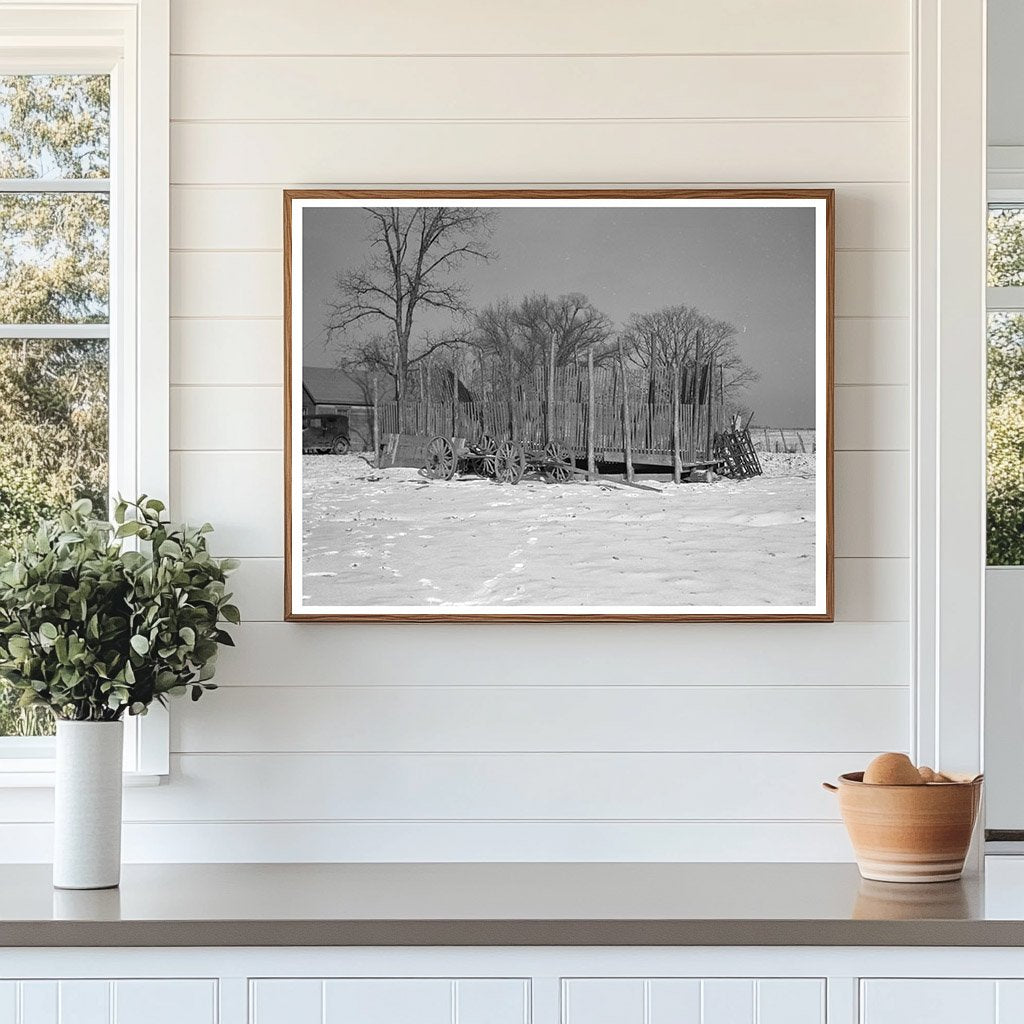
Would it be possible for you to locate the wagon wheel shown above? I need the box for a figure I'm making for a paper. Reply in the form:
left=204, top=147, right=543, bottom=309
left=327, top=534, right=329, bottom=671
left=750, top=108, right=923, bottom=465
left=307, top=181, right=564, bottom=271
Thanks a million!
left=494, top=440, right=526, bottom=485
left=423, top=436, right=458, bottom=481
left=543, top=440, right=574, bottom=483
left=476, top=435, right=498, bottom=478
left=331, top=435, right=351, bottom=455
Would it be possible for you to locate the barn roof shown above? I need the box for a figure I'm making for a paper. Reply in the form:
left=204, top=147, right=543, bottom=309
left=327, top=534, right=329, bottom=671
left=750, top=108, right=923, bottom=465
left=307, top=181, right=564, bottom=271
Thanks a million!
left=303, top=365, right=374, bottom=406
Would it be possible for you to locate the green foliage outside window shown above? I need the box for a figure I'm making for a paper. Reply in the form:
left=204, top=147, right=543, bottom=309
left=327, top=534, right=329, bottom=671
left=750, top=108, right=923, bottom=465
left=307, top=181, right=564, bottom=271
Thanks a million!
left=0, top=75, right=110, bottom=736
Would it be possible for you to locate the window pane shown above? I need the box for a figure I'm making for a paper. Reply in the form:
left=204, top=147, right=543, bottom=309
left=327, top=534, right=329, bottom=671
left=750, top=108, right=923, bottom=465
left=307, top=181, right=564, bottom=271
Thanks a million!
left=988, top=312, right=1024, bottom=565
left=0, top=192, right=109, bottom=323
left=0, top=74, right=109, bottom=179
left=0, top=338, right=108, bottom=739
left=989, top=206, right=1024, bottom=287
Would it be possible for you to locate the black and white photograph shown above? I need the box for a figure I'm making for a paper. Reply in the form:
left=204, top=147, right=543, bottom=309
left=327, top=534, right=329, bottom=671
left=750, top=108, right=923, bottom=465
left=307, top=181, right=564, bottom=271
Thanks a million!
left=285, top=191, right=833, bottom=621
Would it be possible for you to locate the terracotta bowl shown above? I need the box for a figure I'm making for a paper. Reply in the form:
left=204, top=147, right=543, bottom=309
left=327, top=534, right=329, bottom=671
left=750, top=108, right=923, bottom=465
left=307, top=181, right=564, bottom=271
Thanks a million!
left=823, top=772, right=983, bottom=883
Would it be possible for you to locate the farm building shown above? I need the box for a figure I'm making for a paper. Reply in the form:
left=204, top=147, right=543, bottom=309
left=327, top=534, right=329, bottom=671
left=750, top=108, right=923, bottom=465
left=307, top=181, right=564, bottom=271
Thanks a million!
left=301, top=365, right=384, bottom=451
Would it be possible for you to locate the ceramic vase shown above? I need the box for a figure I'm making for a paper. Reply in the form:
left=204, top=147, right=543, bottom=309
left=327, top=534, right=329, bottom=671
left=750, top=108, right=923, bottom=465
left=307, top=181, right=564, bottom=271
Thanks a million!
left=53, top=720, right=124, bottom=889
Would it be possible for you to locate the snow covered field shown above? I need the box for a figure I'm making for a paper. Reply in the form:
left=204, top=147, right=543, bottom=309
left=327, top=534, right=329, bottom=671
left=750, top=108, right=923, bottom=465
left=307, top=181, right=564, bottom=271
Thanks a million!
left=299, top=453, right=817, bottom=611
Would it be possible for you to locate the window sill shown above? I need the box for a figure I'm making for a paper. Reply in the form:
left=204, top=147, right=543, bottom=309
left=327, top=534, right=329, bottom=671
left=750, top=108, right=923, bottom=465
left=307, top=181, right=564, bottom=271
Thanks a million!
left=0, top=766, right=165, bottom=788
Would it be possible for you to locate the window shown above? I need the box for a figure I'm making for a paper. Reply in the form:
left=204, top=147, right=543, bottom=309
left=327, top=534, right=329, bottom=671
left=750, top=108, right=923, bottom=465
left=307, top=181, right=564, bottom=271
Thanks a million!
left=0, top=3, right=169, bottom=778
left=987, top=205, right=1024, bottom=565
left=0, top=74, right=111, bottom=738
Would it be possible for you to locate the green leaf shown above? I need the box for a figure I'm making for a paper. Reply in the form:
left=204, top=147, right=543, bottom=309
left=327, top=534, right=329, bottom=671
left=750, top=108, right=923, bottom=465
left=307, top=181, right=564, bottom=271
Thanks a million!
left=39, top=622, right=58, bottom=641
left=158, top=539, right=182, bottom=559
left=130, top=634, right=150, bottom=656
left=220, top=604, right=241, bottom=625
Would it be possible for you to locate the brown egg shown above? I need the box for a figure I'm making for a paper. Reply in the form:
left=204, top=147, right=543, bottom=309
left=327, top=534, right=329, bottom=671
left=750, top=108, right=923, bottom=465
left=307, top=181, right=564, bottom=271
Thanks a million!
left=863, top=752, right=925, bottom=786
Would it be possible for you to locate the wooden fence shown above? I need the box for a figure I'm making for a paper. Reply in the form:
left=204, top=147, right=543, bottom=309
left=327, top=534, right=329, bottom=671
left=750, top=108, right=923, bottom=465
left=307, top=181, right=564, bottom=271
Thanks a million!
left=374, top=353, right=726, bottom=481
left=750, top=426, right=817, bottom=454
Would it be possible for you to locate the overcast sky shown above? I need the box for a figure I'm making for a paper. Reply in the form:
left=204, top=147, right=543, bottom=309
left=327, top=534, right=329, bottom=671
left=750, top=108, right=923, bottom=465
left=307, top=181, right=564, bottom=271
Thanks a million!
left=302, top=204, right=817, bottom=425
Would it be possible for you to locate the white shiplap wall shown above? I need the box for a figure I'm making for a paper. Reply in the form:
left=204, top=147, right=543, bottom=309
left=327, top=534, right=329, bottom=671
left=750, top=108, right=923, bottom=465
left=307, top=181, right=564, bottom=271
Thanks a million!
left=2, top=0, right=915, bottom=861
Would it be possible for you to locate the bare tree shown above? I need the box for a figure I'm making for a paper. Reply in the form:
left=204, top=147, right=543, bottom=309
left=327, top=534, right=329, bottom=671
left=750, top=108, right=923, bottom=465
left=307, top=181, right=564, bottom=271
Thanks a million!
left=474, top=293, right=614, bottom=395
left=324, top=207, right=494, bottom=401
left=620, top=304, right=756, bottom=402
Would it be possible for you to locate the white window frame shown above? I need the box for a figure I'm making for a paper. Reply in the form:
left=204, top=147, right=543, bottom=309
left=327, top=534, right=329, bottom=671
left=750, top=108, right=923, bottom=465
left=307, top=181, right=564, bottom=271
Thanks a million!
left=0, top=0, right=169, bottom=784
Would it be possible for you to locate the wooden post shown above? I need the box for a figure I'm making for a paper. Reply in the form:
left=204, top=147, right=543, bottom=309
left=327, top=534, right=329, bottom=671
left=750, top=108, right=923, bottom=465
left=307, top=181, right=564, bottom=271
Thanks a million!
left=452, top=364, right=460, bottom=438
left=587, top=349, right=596, bottom=476
left=371, top=374, right=380, bottom=467
left=546, top=330, right=556, bottom=443
left=704, top=354, right=716, bottom=460
left=718, top=365, right=725, bottom=435
left=617, top=337, right=634, bottom=482
left=689, top=330, right=703, bottom=464
left=672, top=360, right=682, bottom=484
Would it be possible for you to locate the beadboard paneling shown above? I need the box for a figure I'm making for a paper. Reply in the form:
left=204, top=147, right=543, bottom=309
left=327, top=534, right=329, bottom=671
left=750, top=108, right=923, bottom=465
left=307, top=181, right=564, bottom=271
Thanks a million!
left=171, top=54, right=908, bottom=122
left=170, top=120, right=909, bottom=186
left=170, top=0, right=910, bottom=56
left=170, top=684, right=909, bottom=754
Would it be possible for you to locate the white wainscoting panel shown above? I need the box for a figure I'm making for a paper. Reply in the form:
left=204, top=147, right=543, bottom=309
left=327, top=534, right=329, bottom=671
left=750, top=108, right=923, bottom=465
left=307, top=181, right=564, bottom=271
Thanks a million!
left=249, top=978, right=529, bottom=1024
left=0, top=980, right=217, bottom=1024
left=562, top=978, right=825, bottom=1024
left=860, top=980, right=998, bottom=1024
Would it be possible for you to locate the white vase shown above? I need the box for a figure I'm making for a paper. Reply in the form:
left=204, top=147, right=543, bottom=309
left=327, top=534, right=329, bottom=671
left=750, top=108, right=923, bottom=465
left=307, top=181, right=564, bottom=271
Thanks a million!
left=53, top=720, right=124, bottom=890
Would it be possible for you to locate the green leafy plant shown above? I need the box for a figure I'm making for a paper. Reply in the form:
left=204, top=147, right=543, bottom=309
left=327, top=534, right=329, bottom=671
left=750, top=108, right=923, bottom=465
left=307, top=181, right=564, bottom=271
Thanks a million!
left=0, top=496, right=239, bottom=722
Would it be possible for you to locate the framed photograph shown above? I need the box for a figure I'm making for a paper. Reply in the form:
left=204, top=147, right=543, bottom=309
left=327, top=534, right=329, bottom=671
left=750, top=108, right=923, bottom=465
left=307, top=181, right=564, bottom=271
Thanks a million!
left=284, top=189, right=833, bottom=622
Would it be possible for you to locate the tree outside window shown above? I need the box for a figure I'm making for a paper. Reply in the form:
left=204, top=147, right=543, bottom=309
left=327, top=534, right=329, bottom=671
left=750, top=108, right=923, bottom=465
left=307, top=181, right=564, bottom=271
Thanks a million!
left=0, top=75, right=110, bottom=736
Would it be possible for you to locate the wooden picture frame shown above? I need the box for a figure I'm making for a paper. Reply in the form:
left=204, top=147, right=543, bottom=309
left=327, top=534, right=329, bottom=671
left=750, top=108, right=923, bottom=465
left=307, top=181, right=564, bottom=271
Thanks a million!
left=284, top=189, right=834, bottom=622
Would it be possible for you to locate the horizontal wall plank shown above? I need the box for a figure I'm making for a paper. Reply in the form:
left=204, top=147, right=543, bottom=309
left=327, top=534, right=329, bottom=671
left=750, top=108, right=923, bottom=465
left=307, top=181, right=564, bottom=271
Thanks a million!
left=834, top=385, right=909, bottom=450
left=171, top=249, right=909, bottom=320
left=227, top=556, right=909, bottom=624
left=835, top=250, right=909, bottom=318
left=171, top=451, right=283, bottom=556
left=171, top=54, right=909, bottom=121
left=833, top=557, right=909, bottom=622
left=210, top=621, right=910, bottom=686
left=117, top=752, right=863, bottom=821
left=171, top=385, right=282, bottom=450
left=225, top=557, right=284, bottom=620
left=170, top=121, right=909, bottom=185
left=171, top=319, right=283, bottom=386
left=0, top=820, right=857, bottom=862
left=834, top=451, right=910, bottom=558
left=170, top=0, right=910, bottom=56
left=171, top=252, right=279, bottom=317
left=171, top=183, right=909, bottom=251
left=834, top=318, right=909, bottom=385
left=171, top=684, right=909, bottom=753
